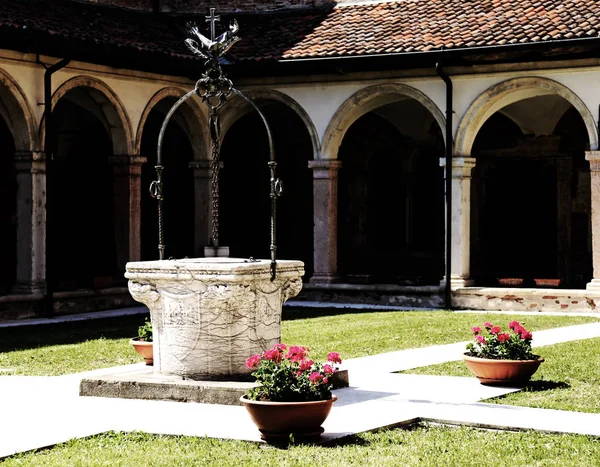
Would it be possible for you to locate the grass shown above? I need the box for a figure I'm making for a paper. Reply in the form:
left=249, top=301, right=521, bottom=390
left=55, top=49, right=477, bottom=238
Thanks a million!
left=404, top=336, right=600, bottom=413
left=282, top=310, right=599, bottom=360
left=0, top=315, right=144, bottom=376
left=4, top=427, right=600, bottom=466
left=0, top=311, right=597, bottom=375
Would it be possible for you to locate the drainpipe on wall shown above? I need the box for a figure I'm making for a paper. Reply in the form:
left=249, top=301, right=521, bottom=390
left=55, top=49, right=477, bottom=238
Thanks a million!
left=42, top=57, right=70, bottom=318
left=436, top=62, right=453, bottom=310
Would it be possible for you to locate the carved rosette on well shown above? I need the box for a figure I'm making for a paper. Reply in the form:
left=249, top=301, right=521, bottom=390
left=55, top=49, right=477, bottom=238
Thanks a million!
left=125, top=258, right=304, bottom=380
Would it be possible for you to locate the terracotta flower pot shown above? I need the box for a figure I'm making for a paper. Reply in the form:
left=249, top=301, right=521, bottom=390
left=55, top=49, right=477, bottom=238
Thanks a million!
left=497, top=278, right=524, bottom=286
left=533, top=278, right=561, bottom=287
left=240, top=394, right=337, bottom=442
left=130, top=338, right=153, bottom=365
left=463, top=354, right=543, bottom=386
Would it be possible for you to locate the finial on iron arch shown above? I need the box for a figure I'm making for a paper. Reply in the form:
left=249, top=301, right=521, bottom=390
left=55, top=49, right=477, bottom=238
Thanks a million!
left=185, top=10, right=240, bottom=61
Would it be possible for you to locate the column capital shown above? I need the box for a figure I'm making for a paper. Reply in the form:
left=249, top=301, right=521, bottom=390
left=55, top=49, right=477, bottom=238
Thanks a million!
left=108, top=155, right=147, bottom=166
left=14, top=151, right=46, bottom=173
left=189, top=160, right=223, bottom=178
left=308, top=159, right=342, bottom=179
left=586, top=151, right=600, bottom=172
left=440, top=156, right=476, bottom=178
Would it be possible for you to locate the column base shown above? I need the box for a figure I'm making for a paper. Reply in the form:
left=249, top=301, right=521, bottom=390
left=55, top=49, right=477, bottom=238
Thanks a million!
left=204, top=246, right=230, bottom=258
left=11, top=280, right=47, bottom=295
left=309, top=274, right=340, bottom=284
left=586, top=279, right=600, bottom=292
left=440, top=276, right=474, bottom=290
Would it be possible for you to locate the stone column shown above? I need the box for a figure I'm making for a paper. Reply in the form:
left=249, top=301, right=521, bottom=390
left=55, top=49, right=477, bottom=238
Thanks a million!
left=585, top=151, right=600, bottom=290
left=110, top=155, right=146, bottom=269
left=308, top=159, right=341, bottom=283
left=440, top=156, right=476, bottom=289
left=12, top=151, right=46, bottom=294
left=189, top=160, right=212, bottom=257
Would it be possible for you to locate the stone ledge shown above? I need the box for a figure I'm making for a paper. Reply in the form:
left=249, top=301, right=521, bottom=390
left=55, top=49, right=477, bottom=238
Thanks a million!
left=80, top=367, right=349, bottom=406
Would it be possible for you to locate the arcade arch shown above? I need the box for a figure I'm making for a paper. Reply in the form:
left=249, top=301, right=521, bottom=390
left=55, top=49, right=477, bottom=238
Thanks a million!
left=220, top=91, right=316, bottom=275
left=464, top=78, right=594, bottom=288
left=330, top=85, right=446, bottom=284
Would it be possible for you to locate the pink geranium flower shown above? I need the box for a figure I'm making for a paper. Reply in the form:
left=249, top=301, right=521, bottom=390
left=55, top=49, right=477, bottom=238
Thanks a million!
left=497, top=333, right=510, bottom=343
left=309, top=371, right=323, bottom=384
left=299, top=359, right=314, bottom=371
left=263, top=349, right=282, bottom=363
left=466, top=321, right=537, bottom=361
left=245, top=344, right=342, bottom=402
left=245, top=354, right=262, bottom=369
left=327, top=352, right=342, bottom=364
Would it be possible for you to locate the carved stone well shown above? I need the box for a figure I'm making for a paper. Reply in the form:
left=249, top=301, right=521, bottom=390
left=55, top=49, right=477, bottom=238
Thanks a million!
left=125, top=258, right=304, bottom=380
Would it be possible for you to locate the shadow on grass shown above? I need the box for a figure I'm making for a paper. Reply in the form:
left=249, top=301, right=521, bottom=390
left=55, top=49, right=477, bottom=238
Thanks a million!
left=283, top=307, right=382, bottom=321
left=0, top=314, right=149, bottom=352
left=516, top=380, right=571, bottom=392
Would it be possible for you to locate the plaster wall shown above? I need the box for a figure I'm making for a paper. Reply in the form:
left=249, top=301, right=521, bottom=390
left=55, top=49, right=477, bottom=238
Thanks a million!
left=259, top=65, right=600, bottom=157
left=0, top=51, right=198, bottom=153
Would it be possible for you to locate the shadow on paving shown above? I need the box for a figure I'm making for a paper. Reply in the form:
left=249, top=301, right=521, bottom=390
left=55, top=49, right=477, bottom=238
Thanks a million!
left=0, top=314, right=149, bottom=352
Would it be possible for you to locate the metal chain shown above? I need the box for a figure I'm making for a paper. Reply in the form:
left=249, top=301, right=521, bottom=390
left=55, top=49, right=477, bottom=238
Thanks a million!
left=210, top=119, right=220, bottom=247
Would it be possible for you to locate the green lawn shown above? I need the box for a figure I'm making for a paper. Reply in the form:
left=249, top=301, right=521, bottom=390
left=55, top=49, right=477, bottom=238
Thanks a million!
left=0, top=311, right=597, bottom=375
left=282, top=310, right=599, bottom=360
left=5, top=427, right=600, bottom=466
left=404, top=336, right=600, bottom=413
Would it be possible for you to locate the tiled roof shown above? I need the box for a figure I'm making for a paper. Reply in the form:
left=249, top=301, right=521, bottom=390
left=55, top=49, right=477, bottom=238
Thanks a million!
left=0, top=0, right=193, bottom=63
left=234, top=0, right=600, bottom=60
left=1, top=0, right=600, bottom=70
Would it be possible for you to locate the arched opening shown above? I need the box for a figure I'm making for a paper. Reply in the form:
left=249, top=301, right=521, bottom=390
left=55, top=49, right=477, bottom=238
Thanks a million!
left=50, top=88, right=118, bottom=290
left=471, top=95, right=592, bottom=288
left=220, top=100, right=314, bottom=276
left=0, top=114, right=16, bottom=293
left=140, top=97, right=195, bottom=260
left=338, top=99, right=445, bottom=284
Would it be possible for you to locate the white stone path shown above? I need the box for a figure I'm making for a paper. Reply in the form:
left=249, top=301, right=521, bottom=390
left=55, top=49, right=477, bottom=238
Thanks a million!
left=1, top=315, right=600, bottom=459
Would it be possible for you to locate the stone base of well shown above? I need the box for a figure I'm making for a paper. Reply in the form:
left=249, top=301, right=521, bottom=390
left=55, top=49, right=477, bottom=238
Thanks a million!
left=79, top=366, right=349, bottom=406
left=125, top=258, right=305, bottom=380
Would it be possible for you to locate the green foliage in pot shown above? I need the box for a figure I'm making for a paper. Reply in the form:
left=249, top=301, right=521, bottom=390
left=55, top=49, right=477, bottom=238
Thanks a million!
left=245, top=344, right=342, bottom=402
left=467, top=321, right=538, bottom=360
left=137, top=320, right=153, bottom=342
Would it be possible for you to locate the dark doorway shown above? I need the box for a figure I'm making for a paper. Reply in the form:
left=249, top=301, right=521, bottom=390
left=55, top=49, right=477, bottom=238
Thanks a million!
left=471, top=106, right=591, bottom=288
left=0, top=115, right=16, bottom=294
left=481, top=160, right=558, bottom=281
left=140, top=102, right=194, bottom=261
left=50, top=97, right=117, bottom=290
left=338, top=110, right=445, bottom=284
left=220, top=102, right=314, bottom=276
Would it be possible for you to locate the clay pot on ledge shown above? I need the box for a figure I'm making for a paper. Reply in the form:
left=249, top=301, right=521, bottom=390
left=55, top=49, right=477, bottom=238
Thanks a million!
left=130, top=338, right=153, bottom=365
left=240, top=394, right=337, bottom=442
left=463, top=354, right=543, bottom=386
left=497, top=278, right=524, bottom=287
left=533, top=278, right=561, bottom=288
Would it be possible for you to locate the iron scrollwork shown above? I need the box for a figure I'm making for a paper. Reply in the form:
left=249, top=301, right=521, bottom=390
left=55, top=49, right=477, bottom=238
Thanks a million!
left=150, top=8, right=282, bottom=280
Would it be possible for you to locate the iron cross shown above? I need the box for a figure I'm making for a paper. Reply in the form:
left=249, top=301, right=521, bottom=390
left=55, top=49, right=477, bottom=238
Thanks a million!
left=205, top=8, right=220, bottom=42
